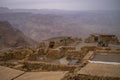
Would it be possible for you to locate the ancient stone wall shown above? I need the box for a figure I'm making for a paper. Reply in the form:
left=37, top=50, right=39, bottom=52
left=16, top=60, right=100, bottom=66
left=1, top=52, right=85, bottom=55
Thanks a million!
left=65, top=50, right=82, bottom=60
left=23, top=61, right=77, bottom=72
left=85, top=34, right=119, bottom=44
left=65, top=50, right=80, bottom=56
left=62, top=74, right=120, bottom=80
left=59, top=46, right=76, bottom=53
left=46, top=49, right=63, bottom=59
left=0, top=48, right=33, bottom=61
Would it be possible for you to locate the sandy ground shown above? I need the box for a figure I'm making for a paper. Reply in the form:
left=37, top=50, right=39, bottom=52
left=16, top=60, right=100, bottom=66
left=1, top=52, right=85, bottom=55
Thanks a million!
left=78, top=63, right=120, bottom=78
left=0, top=66, right=24, bottom=80
left=0, top=65, right=68, bottom=80
left=15, top=71, right=67, bottom=80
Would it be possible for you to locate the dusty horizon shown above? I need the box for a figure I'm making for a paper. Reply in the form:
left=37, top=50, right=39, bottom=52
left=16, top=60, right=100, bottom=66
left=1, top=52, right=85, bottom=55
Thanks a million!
left=0, top=0, right=120, bottom=11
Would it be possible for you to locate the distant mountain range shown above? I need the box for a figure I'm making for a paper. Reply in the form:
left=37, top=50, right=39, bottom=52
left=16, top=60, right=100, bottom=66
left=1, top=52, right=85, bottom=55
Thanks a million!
left=0, top=7, right=120, bottom=41
left=0, top=7, right=12, bottom=13
left=0, top=21, right=36, bottom=49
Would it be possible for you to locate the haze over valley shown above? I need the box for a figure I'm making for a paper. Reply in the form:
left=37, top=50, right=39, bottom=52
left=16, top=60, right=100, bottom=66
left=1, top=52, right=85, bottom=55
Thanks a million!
left=0, top=0, right=120, bottom=80
left=0, top=7, right=120, bottom=42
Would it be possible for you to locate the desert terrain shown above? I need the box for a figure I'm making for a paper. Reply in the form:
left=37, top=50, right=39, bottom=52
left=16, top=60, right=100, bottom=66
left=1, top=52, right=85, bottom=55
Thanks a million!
left=0, top=7, right=120, bottom=80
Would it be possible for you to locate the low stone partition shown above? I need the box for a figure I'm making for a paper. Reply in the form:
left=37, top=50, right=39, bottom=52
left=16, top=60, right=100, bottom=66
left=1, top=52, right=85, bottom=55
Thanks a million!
left=95, top=50, right=120, bottom=54
left=81, top=46, right=99, bottom=52
left=59, top=46, right=76, bottom=52
left=36, top=48, right=46, bottom=55
left=65, top=50, right=82, bottom=60
left=59, top=46, right=76, bottom=55
left=23, top=61, right=77, bottom=72
left=72, top=74, right=120, bottom=80
left=46, top=49, right=63, bottom=59
left=65, top=50, right=80, bottom=56
left=46, top=46, right=76, bottom=59
left=0, top=48, right=33, bottom=61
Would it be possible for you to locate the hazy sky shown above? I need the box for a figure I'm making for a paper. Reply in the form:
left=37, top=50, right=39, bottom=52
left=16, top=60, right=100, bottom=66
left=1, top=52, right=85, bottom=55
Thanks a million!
left=0, top=0, right=120, bottom=10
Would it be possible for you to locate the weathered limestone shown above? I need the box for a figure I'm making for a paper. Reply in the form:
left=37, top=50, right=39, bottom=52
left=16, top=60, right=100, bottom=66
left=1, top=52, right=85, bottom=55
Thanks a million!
left=27, top=53, right=39, bottom=61
left=46, top=49, right=63, bottom=59
left=0, top=48, right=33, bottom=61
left=65, top=50, right=80, bottom=57
left=95, top=50, right=120, bottom=54
left=59, top=46, right=76, bottom=54
left=23, top=61, right=77, bottom=71
left=65, top=50, right=81, bottom=60
left=80, top=46, right=97, bottom=55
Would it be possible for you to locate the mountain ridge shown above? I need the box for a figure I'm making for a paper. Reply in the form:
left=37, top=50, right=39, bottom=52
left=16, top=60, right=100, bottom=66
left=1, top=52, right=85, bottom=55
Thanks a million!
left=0, top=7, right=120, bottom=41
left=0, top=21, right=36, bottom=49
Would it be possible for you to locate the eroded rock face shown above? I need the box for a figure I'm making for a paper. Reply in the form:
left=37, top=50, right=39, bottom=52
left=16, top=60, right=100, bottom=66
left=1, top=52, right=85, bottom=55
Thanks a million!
left=0, top=21, right=36, bottom=49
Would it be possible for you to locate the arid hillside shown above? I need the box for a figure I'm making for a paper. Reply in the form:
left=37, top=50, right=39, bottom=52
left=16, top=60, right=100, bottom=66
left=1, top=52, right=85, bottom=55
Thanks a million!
left=0, top=7, right=120, bottom=41
left=0, top=21, right=36, bottom=49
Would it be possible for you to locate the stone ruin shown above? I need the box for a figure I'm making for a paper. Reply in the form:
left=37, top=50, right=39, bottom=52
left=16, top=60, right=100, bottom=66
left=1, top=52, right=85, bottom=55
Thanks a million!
left=85, top=34, right=119, bottom=45
left=0, top=42, right=82, bottom=72
left=43, top=36, right=82, bottom=49
left=0, top=44, right=101, bottom=72
left=46, top=48, right=62, bottom=59
left=0, top=35, right=119, bottom=80
left=61, top=50, right=120, bottom=80
left=0, top=41, right=117, bottom=72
